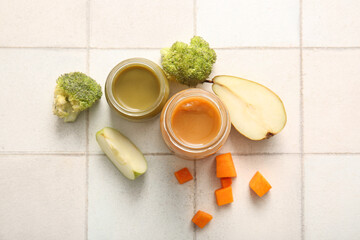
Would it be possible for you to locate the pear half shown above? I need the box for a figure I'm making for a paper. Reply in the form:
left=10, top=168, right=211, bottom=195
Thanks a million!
left=96, top=127, right=147, bottom=180
left=212, top=75, right=286, bottom=140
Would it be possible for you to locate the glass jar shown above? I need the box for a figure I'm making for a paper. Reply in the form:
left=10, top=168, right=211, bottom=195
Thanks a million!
left=105, top=58, right=169, bottom=121
left=160, top=88, right=231, bottom=159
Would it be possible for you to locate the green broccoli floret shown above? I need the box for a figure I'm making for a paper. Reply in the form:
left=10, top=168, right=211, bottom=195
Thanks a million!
left=53, top=72, right=102, bottom=122
left=161, top=36, right=217, bottom=87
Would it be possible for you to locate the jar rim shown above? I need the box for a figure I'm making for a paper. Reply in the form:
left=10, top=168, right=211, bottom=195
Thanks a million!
left=105, top=58, right=168, bottom=118
left=163, top=88, right=230, bottom=153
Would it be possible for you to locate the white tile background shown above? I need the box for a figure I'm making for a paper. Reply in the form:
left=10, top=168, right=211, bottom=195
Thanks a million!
left=0, top=0, right=359, bottom=239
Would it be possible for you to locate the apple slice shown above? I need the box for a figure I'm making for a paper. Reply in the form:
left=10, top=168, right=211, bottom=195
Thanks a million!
left=212, top=75, right=286, bottom=140
left=96, top=127, right=147, bottom=180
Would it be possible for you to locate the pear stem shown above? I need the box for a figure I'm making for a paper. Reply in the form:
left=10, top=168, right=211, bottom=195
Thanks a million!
left=204, top=79, right=213, bottom=84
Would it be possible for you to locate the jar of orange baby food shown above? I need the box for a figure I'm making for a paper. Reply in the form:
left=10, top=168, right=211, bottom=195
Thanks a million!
left=160, top=89, right=231, bottom=159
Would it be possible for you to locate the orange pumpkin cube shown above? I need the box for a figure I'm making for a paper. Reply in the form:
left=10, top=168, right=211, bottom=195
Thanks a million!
left=192, top=210, right=213, bottom=228
left=220, top=177, right=232, bottom=188
left=215, top=186, right=233, bottom=206
left=216, top=153, right=237, bottom=178
left=174, top=167, right=193, bottom=184
left=249, top=171, right=272, bottom=197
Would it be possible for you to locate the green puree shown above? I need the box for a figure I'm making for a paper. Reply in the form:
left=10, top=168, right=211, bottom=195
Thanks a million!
left=112, top=65, right=160, bottom=111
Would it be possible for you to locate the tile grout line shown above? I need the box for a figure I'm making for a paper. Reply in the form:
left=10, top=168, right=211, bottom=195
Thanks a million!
left=231, top=152, right=301, bottom=156
left=193, top=1, right=197, bottom=239
left=0, top=152, right=86, bottom=156
left=304, top=152, right=360, bottom=155
left=299, top=0, right=305, bottom=239
left=0, top=46, right=87, bottom=49
left=85, top=112, right=90, bottom=240
left=215, top=46, right=300, bottom=50
left=193, top=160, right=197, bottom=240
left=85, top=0, right=90, bottom=239
left=193, top=0, right=197, bottom=37
left=303, top=46, right=360, bottom=50
left=1, top=46, right=360, bottom=50
left=214, top=46, right=360, bottom=50
left=2, top=152, right=360, bottom=156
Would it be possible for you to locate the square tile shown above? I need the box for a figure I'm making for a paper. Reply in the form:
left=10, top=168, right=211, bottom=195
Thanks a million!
left=303, top=0, right=360, bottom=47
left=0, top=0, right=86, bottom=47
left=197, top=0, right=299, bottom=47
left=90, top=0, right=194, bottom=48
left=203, top=49, right=300, bottom=154
left=304, top=154, right=360, bottom=240
left=195, top=154, right=301, bottom=239
left=303, top=50, right=360, bottom=153
left=88, top=154, right=195, bottom=240
left=0, top=155, right=86, bottom=240
left=0, top=49, right=87, bottom=153
left=88, top=49, right=190, bottom=154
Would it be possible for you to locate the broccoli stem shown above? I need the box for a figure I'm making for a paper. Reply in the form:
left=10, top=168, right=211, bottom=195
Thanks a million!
left=64, top=111, right=80, bottom=122
left=60, top=103, right=80, bottom=122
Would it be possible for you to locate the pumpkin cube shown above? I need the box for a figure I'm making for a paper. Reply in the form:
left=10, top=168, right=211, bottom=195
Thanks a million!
left=192, top=210, right=213, bottom=228
left=174, top=167, right=193, bottom=184
left=215, top=186, right=233, bottom=206
left=249, top=171, right=272, bottom=197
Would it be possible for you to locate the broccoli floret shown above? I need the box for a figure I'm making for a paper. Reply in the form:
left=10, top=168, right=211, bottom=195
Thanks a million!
left=53, top=72, right=102, bottom=122
left=161, top=36, right=216, bottom=87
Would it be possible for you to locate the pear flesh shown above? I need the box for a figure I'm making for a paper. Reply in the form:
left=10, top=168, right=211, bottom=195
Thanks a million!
left=212, top=75, right=286, bottom=140
left=96, top=127, right=147, bottom=180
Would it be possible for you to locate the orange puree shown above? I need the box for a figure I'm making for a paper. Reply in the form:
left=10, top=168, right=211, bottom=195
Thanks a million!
left=171, top=97, right=221, bottom=145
